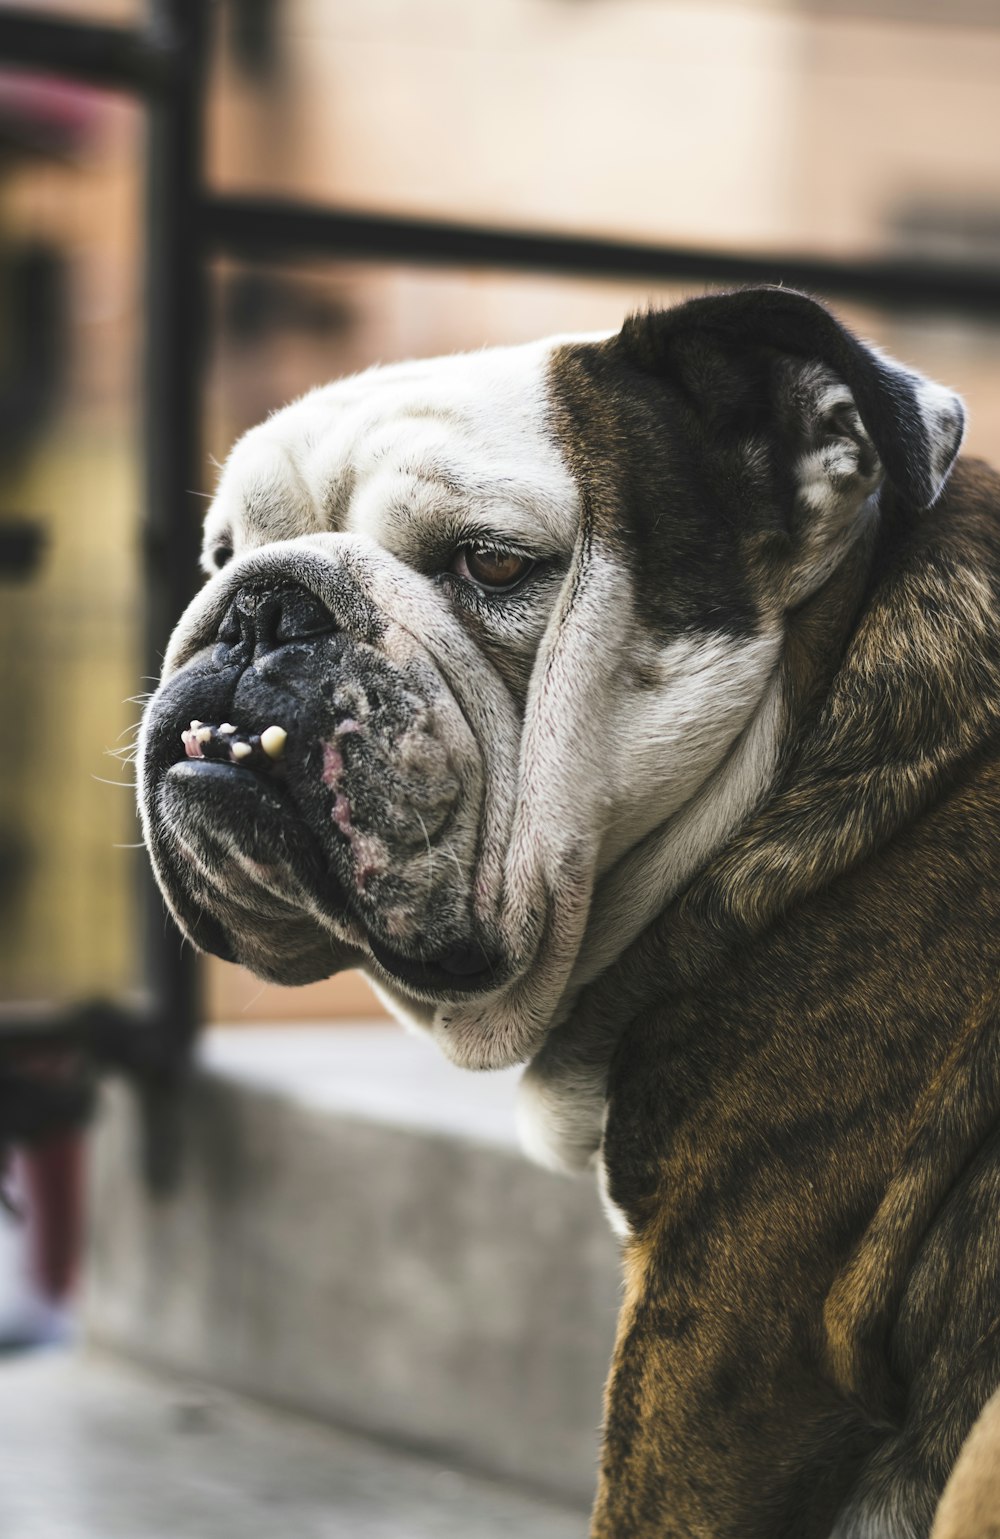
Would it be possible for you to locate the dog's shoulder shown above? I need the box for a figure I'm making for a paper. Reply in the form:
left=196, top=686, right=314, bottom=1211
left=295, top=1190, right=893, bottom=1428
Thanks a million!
left=596, top=458, right=1000, bottom=1534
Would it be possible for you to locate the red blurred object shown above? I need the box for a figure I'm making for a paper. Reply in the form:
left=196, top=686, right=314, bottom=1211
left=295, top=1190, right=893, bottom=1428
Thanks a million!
left=0, top=68, right=106, bottom=159
left=24, top=1131, right=83, bottom=1300
left=0, top=1129, right=82, bottom=1346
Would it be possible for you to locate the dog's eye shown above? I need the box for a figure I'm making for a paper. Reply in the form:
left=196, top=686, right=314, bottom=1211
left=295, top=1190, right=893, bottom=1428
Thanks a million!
left=211, top=543, right=234, bottom=571
left=452, top=546, right=533, bottom=591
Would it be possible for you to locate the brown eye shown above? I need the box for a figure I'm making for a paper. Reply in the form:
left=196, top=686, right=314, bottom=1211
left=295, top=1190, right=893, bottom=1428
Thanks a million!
left=453, top=546, right=533, bottom=590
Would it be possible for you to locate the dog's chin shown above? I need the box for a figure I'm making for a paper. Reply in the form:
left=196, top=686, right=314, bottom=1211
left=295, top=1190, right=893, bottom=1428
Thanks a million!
left=152, top=757, right=502, bottom=1001
left=155, top=759, right=355, bottom=980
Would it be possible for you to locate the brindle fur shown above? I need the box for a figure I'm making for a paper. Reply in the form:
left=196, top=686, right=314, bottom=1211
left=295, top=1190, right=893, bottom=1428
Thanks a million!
left=582, top=461, right=1000, bottom=1537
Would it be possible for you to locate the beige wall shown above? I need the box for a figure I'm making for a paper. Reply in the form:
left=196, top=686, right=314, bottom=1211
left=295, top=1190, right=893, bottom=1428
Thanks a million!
left=210, top=0, right=801, bottom=249
left=791, top=14, right=1000, bottom=256
left=209, top=1, right=1000, bottom=259
left=205, top=959, right=385, bottom=1022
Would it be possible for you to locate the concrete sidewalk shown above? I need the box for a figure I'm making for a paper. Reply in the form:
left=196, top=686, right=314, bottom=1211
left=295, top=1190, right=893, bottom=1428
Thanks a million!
left=0, top=1349, right=587, bottom=1539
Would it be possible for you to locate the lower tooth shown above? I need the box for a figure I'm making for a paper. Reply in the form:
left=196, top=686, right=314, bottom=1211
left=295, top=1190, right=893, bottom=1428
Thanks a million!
left=231, top=742, right=252, bottom=762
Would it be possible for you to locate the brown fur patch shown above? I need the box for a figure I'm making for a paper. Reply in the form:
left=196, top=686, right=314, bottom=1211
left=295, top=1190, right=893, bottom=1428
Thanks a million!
left=584, top=460, right=1000, bottom=1536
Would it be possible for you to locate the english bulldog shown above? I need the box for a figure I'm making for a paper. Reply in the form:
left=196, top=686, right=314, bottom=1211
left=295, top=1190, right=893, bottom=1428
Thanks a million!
left=138, top=287, right=1000, bottom=1538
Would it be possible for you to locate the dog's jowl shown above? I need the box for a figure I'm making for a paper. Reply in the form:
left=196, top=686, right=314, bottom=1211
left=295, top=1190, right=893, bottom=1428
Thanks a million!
left=140, top=287, right=1000, bottom=1538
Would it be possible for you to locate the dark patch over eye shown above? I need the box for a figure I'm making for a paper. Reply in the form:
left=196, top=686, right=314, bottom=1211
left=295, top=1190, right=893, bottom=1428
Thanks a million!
left=211, top=543, right=234, bottom=571
left=451, top=545, right=534, bottom=591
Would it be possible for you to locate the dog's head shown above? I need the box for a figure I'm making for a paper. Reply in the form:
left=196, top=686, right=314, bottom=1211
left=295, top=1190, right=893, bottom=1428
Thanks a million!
left=139, top=288, right=963, bottom=1071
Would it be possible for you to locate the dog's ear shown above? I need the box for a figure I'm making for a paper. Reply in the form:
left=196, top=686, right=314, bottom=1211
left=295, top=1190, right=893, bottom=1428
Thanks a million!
left=619, top=287, right=965, bottom=514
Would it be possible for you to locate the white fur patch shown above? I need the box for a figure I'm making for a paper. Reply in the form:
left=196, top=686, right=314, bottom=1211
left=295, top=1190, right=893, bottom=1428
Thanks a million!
left=596, top=1149, right=632, bottom=1241
left=599, top=630, right=780, bottom=867
left=515, top=1045, right=608, bottom=1175
left=580, top=631, right=784, bottom=984
left=202, top=335, right=599, bottom=577
left=912, top=374, right=966, bottom=504
left=516, top=646, right=785, bottom=1176
left=862, top=341, right=965, bottom=510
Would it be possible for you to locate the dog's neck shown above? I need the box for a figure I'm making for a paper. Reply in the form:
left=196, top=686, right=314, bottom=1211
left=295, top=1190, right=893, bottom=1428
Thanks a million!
left=517, top=502, right=881, bottom=1171
left=586, top=509, right=880, bottom=985
left=520, top=462, right=1000, bottom=1173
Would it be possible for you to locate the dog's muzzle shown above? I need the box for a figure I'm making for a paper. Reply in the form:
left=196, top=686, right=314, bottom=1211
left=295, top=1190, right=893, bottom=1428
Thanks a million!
left=141, top=577, right=499, bottom=996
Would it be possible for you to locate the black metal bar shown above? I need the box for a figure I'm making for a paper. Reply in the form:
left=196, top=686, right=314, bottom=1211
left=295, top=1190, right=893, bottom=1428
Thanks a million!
left=0, top=1001, right=177, bottom=1152
left=0, top=1000, right=165, bottom=1070
left=0, top=1002, right=91, bottom=1054
left=140, top=0, right=210, bottom=1062
left=203, top=194, right=1000, bottom=318
left=0, top=8, right=176, bottom=93
left=0, top=517, right=46, bottom=581
left=0, top=1070, right=95, bottom=1144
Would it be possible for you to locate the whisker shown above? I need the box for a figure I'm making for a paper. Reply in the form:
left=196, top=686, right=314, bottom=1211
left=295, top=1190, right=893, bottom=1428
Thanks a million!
left=414, top=811, right=434, bottom=904
left=436, top=835, right=467, bottom=885
left=240, top=981, right=268, bottom=1014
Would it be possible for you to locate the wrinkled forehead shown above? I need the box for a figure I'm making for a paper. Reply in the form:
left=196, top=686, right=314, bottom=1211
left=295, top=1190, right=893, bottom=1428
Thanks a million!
left=204, top=334, right=597, bottom=567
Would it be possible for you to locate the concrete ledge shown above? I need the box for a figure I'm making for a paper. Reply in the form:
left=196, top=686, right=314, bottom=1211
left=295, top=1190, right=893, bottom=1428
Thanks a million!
left=86, top=1027, right=621, bottom=1504
left=0, top=1349, right=586, bottom=1538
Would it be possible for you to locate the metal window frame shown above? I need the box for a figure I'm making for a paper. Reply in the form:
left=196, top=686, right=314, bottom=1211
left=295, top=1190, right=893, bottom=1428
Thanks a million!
left=1, top=0, right=998, bottom=1118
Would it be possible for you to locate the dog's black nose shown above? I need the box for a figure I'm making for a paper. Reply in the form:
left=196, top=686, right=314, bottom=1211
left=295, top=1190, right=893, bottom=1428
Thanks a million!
left=215, top=585, right=335, bottom=663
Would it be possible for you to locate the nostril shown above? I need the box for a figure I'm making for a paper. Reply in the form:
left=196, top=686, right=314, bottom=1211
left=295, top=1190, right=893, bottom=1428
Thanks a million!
left=272, top=587, right=336, bottom=645
left=217, top=607, right=242, bottom=647
left=215, top=589, right=258, bottom=657
left=215, top=584, right=335, bottom=657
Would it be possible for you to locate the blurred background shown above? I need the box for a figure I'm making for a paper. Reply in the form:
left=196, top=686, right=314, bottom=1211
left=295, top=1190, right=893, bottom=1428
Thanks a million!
left=3, top=0, right=1000, bottom=1027
left=0, top=0, right=998, bottom=1530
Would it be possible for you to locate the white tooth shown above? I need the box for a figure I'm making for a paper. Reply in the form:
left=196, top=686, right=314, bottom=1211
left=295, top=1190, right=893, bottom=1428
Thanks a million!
left=190, top=719, right=202, bottom=731
left=219, top=723, right=236, bottom=735
left=196, top=727, right=213, bottom=744
left=231, top=742, right=252, bottom=762
left=260, top=725, right=287, bottom=760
